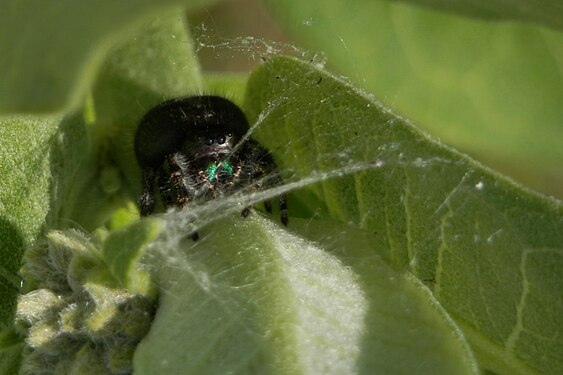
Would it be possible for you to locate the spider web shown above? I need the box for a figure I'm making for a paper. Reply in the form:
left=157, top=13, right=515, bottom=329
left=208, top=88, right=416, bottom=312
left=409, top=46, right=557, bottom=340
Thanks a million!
left=12, top=9, right=560, bottom=375
left=149, top=23, right=397, bottom=251
left=147, top=19, right=436, bottom=284
left=135, top=18, right=558, bottom=375
left=131, top=22, right=411, bottom=372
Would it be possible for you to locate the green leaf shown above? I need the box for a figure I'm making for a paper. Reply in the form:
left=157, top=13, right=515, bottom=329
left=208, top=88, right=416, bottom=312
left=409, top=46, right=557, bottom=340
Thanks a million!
left=0, top=0, right=216, bottom=114
left=388, top=0, right=563, bottom=31
left=3, top=2, right=560, bottom=373
left=1, top=11, right=202, bottom=371
left=0, top=111, right=111, bottom=327
left=0, top=329, right=23, bottom=375
left=134, top=215, right=478, bottom=374
left=204, top=73, right=249, bottom=105
left=265, top=0, right=563, bottom=197
left=0, top=110, right=107, bottom=373
left=103, top=218, right=163, bottom=295
left=243, top=56, right=562, bottom=374
left=16, top=227, right=157, bottom=374
left=91, top=14, right=203, bottom=201
left=0, top=116, right=60, bottom=328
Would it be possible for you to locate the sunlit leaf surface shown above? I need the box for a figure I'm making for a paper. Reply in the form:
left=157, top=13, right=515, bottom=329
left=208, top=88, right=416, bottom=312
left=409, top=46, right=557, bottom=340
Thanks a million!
left=0, top=0, right=215, bottom=113
left=243, top=56, right=563, bottom=374
left=265, top=0, right=563, bottom=196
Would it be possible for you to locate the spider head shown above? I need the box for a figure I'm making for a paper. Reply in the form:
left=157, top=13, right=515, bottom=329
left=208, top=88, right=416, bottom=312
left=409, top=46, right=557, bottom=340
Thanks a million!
left=185, top=131, right=236, bottom=161
left=135, top=95, right=288, bottom=227
left=135, top=95, right=248, bottom=169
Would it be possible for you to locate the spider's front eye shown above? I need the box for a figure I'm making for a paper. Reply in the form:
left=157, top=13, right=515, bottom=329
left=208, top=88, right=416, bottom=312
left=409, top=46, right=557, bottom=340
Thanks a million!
left=205, top=137, right=214, bottom=146
left=217, top=135, right=226, bottom=145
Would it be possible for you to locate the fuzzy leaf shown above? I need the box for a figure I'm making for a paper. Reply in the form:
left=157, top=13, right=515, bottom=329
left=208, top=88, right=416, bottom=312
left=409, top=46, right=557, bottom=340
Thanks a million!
left=243, top=56, right=563, bottom=374
left=134, top=215, right=478, bottom=374
left=0, top=11, right=202, bottom=373
left=103, top=218, right=163, bottom=295
left=0, top=116, right=60, bottom=328
left=265, top=0, right=563, bottom=196
left=91, top=14, right=203, bottom=201
left=388, top=0, right=563, bottom=31
left=0, top=0, right=216, bottom=113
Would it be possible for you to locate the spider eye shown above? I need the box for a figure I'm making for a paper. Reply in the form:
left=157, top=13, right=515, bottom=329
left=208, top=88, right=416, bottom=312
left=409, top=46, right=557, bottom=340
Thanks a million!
left=217, top=135, right=226, bottom=144
left=205, top=137, right=214, bottom=146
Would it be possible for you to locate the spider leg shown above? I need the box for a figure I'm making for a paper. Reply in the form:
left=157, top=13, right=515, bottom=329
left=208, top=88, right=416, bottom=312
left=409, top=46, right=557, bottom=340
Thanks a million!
left=279, top=193, right=288, bottom=226
left=238, top=140, right=288, bottom=225
left=263, top=174, right=288, bottom=226
left=241, top=206, right=252, bottom=218
left=139, top=168, right=156, bottom=216
left=164, top=153, right=200, bottom=241
left=164, top=153, right=193, bottom=209
left=264, top=200, right=273, bottom=213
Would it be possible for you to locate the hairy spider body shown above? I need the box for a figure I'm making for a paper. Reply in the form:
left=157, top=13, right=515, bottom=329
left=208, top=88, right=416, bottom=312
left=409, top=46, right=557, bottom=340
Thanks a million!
left=134, top=95, right=288, bottom=229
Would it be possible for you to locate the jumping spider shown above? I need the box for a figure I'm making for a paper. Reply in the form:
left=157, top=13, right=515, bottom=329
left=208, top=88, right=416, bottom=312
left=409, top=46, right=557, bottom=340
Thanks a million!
left=134, top=95, right=287, bottom=237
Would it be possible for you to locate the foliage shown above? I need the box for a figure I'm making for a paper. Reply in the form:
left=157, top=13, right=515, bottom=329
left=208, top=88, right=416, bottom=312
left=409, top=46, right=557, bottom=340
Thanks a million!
left=0, top=1, right=561, bottom=374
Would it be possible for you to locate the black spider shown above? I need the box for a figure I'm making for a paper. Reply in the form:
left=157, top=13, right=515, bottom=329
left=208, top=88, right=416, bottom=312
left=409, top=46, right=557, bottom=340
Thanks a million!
left=134, top=95, right=288, bottom=237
